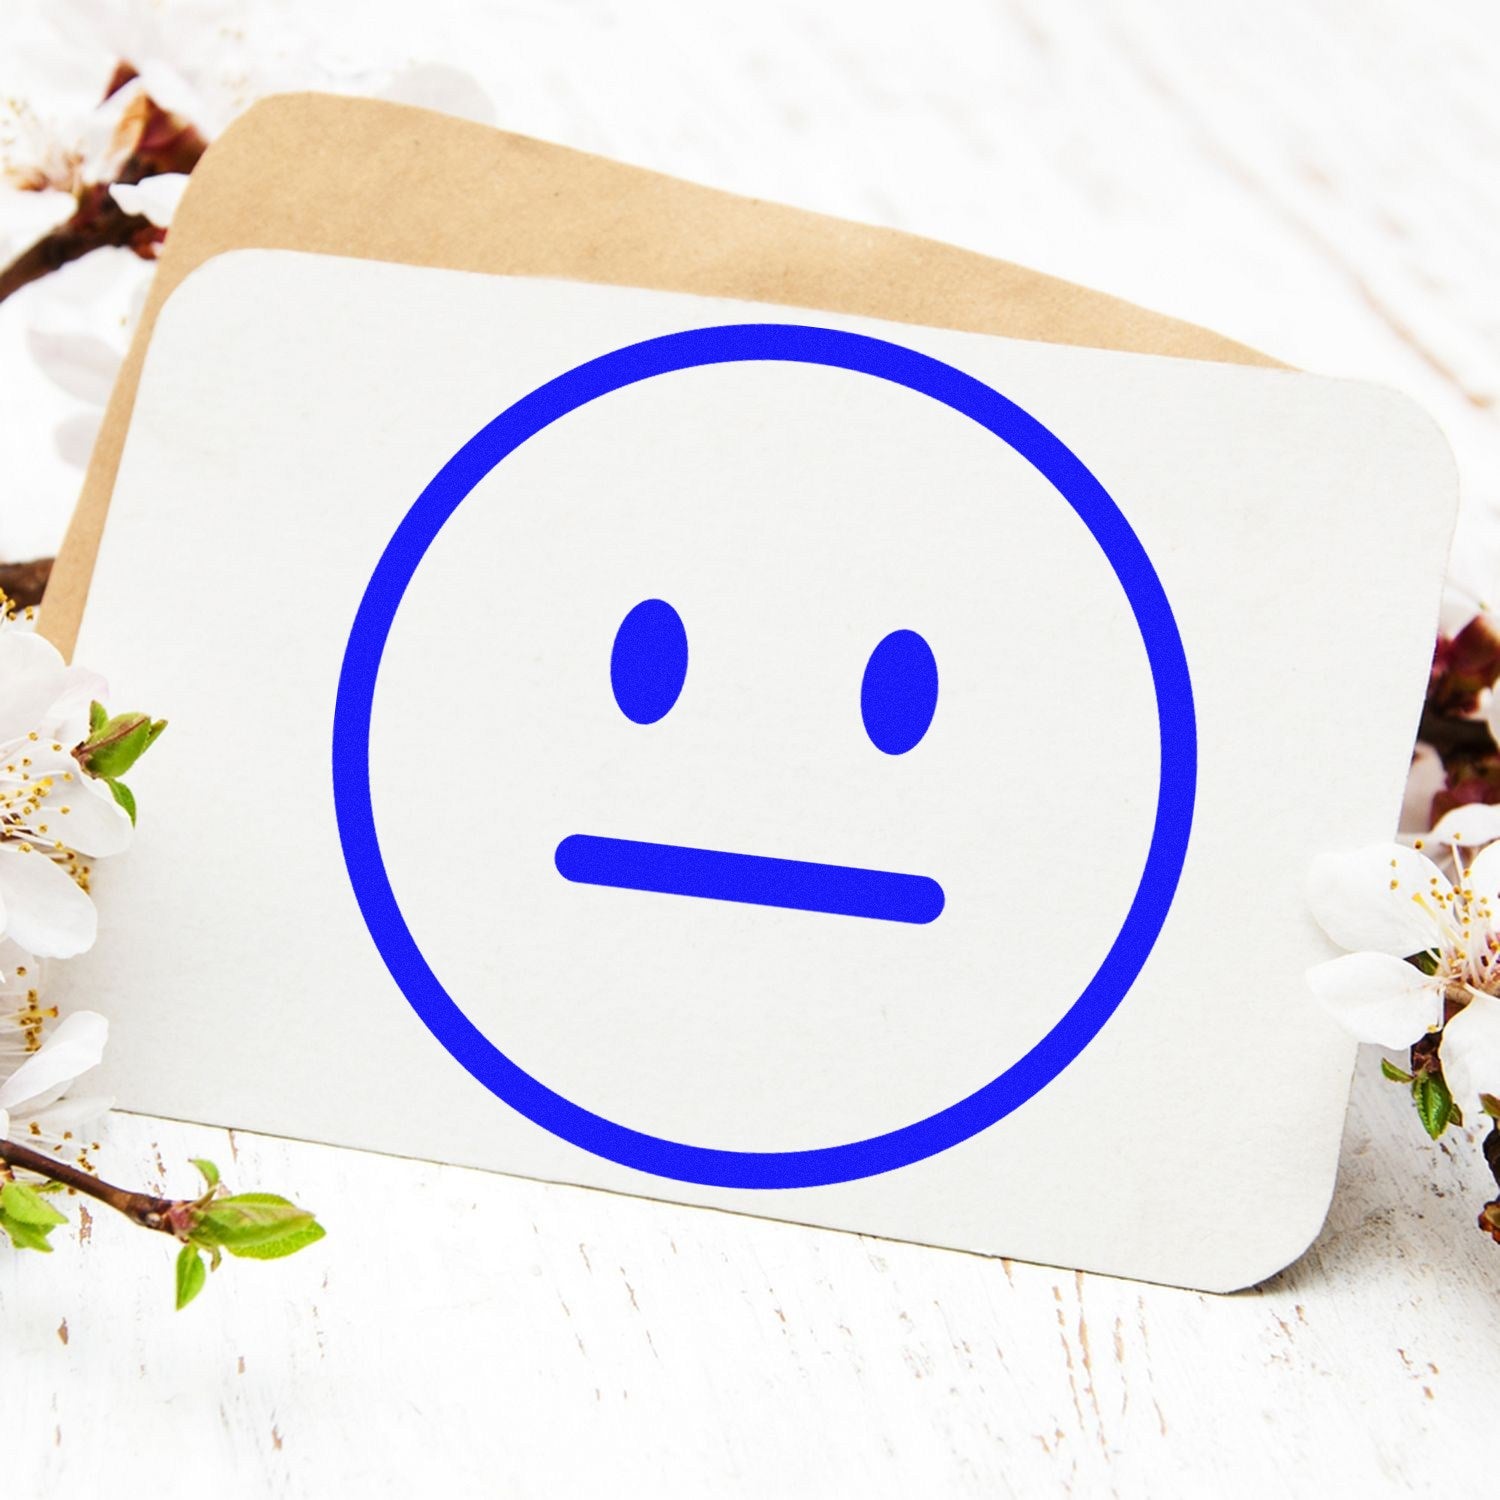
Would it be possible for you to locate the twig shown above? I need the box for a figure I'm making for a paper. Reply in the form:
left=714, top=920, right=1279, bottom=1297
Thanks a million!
left=0, top=188, right=156, bottom=307
left=1420, top=706, right=1494, bottom=763
left=0, top=1136, right=187, bottom=1235
left=0, top=79, right=208, bottom=310
left=0, top=558, right=52, bottom=609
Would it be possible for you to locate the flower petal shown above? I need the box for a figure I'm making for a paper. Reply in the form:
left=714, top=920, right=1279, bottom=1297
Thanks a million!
left=1461, top=838, right=1500, bottom=909
left=1305, top=952, right=1442, bottom=1047
left=1429, top=803, right=1500, bottom=852
left=0, top=846, right=96, bottom=958
left=0, top=630, right=109, bottom=746
left=379, top=64, right=495, bottom=125
left=54, top=410, right=104, bottom=470
left=1441, top=991, right=1500, bottom=1112
left=0, top=1009, right=107, bottom=1113
left=109, top=172, right=190, bottom=229
left=77, top=77, right=144, bottom=183
left=1305, top=844, right=1451, bottom=957
left=43, top=666, right=110, bottom=746
left=45, top=778, right=132, bottom=858
left=0, top=187, right=75, bottom=263
left=26, top=1090, right=112, bottom=1141
left=1486, top=691, right=1500, bottom=755
left=0, top=938, right=40, bottom=1001
left=25, top=326, right=120, bottom=407
left=0, top=631, right=69, bottom=740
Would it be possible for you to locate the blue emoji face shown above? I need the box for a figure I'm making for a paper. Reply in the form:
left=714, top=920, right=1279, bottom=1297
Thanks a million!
left=346, top=323, right=1188, bottom=1184
left=555, top=600, right=945, bottom=925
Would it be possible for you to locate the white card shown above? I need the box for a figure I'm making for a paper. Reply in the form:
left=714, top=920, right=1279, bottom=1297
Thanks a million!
left=57, top=250, right=1455, bottom=1290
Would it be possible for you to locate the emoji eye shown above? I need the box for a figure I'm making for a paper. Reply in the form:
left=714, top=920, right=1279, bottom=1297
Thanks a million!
left=861, top=629, right=938, bottom=755
left=611, top=599, right=688, bottom=724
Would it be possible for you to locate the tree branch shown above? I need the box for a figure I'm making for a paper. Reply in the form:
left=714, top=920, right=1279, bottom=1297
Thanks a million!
left=0, top=1136, right=184, bottom=1234
left=0, top=558, right=53, bottom=609
left=1419, top=706, right=1494, bottom=764
left=0, top=190, right=158, bottom=308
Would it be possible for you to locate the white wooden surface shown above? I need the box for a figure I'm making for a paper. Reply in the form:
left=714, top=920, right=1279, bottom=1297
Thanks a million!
left=5, top=0, right=1500, bottom=1494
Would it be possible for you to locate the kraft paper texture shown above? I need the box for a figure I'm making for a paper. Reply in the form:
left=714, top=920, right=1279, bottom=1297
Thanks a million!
left=39, top=91, right=1277, bottom=659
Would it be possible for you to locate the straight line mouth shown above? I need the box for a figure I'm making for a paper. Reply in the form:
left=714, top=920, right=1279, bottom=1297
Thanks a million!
left=555, top=834, right=945, bottom=925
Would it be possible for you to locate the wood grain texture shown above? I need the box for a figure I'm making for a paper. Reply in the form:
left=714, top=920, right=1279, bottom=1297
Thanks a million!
left=5, top=1070, right=1499, bottom=1497
left=5, top=0, right=1500, bottom=1493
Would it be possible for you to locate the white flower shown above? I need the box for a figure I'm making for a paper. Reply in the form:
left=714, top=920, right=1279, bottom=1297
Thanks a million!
left=1442, top=991, right=1500, bottom=1118
left=0, top=629, right=131, bottom=958
left=0, top=935, right=110, bottom=1151
left=17, top=0, right=496, bottom=152
left=1427, top=803, right=1500, bottom=854
left=1, top=937, right=53, bottom=1077
left=8, top=0, right=271, bottom=149
left=1, top=71, right=146, bottom=201
left=1395, top=802, right=1500, bottom=884
left=19, top=246, right=157, bottom=481
left=1, top=5, right=495, bottom=557
left=1, top=85, right=167, bottom=544
left=0, top=1005, right=110, bottom=1149
left=1306, top=838, right=1500, bottom=1111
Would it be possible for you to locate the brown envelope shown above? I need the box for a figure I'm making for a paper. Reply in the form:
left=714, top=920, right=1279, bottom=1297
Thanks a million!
left=40, top=92, right=1278, bottom=659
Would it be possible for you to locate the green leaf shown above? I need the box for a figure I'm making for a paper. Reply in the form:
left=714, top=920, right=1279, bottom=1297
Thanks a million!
left=1413, top=1069, right=1457, bottom=1139
left=82, top=717, right=153, bottom=779
left=227, top=1216, right=326, bottom=1261
left=1482, top=1093, right=1500, bottom=1119
left=191, top=1157, right=220, bottom=1190
left=175, top=1245, right=208, bottom=1310
left=0, top=1213, right=57, bottom=1251
left=1410, top=949, right=1441, bottom=976
left=0, top=1181, right=68, bottom=1252
left=1381, top=1058, right=1415, bottom=1085
left=1, top=1180, right=68, bottom=1227
left=146, top=718, right=168, bottom=748
left=107, top=778, right=136, bottom=824
left=89, top=700, right=107, bottom=734
left=196, top=1193, right=318, bottom=1253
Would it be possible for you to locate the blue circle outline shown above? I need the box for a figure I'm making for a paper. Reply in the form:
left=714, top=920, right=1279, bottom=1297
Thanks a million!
left=332, top=322, right=1197, bottom=1189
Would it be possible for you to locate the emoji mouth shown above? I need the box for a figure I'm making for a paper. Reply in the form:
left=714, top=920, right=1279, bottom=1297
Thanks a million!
left=554, top=834, right=944, bottom=924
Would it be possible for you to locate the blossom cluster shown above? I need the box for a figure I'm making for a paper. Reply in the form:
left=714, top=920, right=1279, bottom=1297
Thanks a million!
left=0, top=597, right=144, bottom=1161
left=1308, top=606, right=1500, bottom=1239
